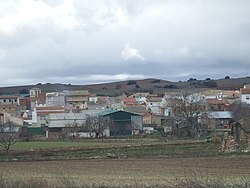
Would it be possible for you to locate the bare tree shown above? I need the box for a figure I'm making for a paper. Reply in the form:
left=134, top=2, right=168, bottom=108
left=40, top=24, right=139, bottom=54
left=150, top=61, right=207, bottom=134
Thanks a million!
left=65, top=119, right=82, bottom=140
left=84, top=115, right=112, bottom=138
left=169, top=90, right=206, bottom=137
left=0, top=121, right=20, bottom=152
left=229, top=101, right=250, bottom=122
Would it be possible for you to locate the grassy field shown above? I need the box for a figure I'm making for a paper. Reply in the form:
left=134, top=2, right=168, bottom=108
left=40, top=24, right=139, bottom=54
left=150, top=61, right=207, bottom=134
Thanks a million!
left=10, top=138, right=164, bottom=150
left=0, top=138, right=219, bottom=161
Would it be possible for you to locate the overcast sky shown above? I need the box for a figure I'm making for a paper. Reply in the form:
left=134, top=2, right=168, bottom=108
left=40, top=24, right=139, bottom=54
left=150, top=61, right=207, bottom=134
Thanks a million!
left=0, top=0, right=250, bottom=86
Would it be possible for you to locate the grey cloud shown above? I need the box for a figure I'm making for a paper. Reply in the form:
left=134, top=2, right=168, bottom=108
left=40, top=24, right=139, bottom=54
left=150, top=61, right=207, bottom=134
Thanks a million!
left=0, top=0, right=250, bottom=85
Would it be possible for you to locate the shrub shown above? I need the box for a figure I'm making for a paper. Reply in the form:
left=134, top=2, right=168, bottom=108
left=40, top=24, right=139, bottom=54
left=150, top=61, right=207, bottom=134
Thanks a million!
left=151, top=79, right=161, bottom=84
left=203, top=81, right=217, bottom=88
left=127, top=80, right=137, bottom=85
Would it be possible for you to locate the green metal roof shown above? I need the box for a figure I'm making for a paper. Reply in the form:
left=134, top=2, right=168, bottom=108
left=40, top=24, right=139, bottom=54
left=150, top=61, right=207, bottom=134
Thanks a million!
left=97, top=109, right=142, bottom=117
left=96, top=109, right=118, bottom=116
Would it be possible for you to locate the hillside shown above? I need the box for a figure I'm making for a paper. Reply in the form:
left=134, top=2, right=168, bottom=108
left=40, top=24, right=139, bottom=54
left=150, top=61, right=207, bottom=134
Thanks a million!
left=0, top=77, right=250, bottom=96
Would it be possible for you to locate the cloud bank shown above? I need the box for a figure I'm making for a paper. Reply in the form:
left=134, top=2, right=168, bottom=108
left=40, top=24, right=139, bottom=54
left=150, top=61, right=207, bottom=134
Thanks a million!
left=0, top=0, right=250, bottom=85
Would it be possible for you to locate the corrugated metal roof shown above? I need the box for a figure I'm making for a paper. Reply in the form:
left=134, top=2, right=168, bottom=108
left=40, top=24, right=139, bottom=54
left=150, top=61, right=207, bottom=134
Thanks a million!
left=123, top=106, right=148, bottom=114
left=208, top=111, right=232, bottom=119
left=49, top=113, right=86, bottom=120
left=49, top=120, right=85, bottom=127
left=97, top=109, right=118, bottom=116
left=64, top=90, right=89, bottom=96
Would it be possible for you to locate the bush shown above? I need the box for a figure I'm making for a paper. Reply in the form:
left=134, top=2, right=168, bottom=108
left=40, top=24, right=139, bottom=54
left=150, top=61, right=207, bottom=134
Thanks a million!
left=203, top=81, right=217, bottom=88
left=19, top=89, right=29, bottom=94
left=151, top=79, right=161, bottom=84
left=127, top=80, right=137, bottom=85
left=164, top=84, right=178, bottom=89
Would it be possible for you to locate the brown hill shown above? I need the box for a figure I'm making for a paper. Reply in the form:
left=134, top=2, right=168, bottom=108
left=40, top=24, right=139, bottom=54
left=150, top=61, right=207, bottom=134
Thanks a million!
left=0, top=77, right=250, bottom=96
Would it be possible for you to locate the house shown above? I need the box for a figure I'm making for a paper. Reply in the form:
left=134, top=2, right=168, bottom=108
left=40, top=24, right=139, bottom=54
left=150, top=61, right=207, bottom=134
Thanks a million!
left=146, top=97, right=162, bottom=115
left=122, top=97, right=137, bottom=107
left=64, top=90, right=89, bottom=110
left=129, top=92, right=149, bottom=105
left=0, top=96, right=22, bottom=116
left=109, top=94, right=126, bottom=110
left=29, top=93, right=46, bottom=110
left=240, top=88, right=250, bottom=104
left=0, top=111, right=23, bottom=125
left=87, top=96, right=110, bottom=110
left=207, top=111, right=233, bottom=129
left=32, top=106, right=65, bottom=127
left=99, top=110, right=143, bottom=136
left=30, top=87, right=41, bottom=98
left=206, top=98, right=230, bottom=111
left=46, top=92, right=65, bottom=106
left=19, top=97, right=30, bottom=110
left=88, top=94, right=98, bottom=103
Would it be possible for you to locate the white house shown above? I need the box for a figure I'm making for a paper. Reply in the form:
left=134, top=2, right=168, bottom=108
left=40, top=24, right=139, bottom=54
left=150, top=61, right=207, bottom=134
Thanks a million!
left=240, top=88, right=250, bottom=104
left=46, top=92, right=65, bottom=106
left=30, top=87, right=41, bottom=98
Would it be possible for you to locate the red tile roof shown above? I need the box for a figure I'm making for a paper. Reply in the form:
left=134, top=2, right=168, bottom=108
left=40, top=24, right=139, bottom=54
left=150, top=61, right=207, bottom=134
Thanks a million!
left=123, top=97, right=136, bottom=103
left=36, top=106, right=64, bottom=110
left=0, top=96, right=19, bottom=99
left=207, top=98, right=226, bottom=105
left=240, top=88, right=250, bottom=94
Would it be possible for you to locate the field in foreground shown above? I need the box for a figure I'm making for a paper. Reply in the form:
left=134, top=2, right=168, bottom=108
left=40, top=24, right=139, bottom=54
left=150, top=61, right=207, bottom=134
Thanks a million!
left=0, top=156, right=250, bottom=187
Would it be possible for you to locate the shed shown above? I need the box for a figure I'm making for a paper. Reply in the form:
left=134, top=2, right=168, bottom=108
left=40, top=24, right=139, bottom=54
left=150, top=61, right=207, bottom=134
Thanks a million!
left=99, top=110, right=143, bottom=136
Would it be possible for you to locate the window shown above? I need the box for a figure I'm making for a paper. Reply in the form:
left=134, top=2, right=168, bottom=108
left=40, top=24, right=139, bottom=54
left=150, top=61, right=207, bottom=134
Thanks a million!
left=246, top=96, right=250, bottom=100
left=40, top=115, right=46, bottom=120
left=3, top=100, right=6, bottom=102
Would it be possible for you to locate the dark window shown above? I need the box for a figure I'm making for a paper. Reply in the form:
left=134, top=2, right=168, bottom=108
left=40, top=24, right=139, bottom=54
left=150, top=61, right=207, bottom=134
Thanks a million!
left=40, top=116, right=46, bottom=120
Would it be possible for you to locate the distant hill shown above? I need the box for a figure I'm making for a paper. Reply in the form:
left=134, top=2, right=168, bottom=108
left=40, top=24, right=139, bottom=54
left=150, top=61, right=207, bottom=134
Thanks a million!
left=0, top=77, right=250, bottom=96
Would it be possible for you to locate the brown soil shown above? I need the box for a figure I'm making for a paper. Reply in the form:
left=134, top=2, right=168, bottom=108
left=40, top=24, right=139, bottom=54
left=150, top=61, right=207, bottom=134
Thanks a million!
left=0, top=156, right=249, bottom=185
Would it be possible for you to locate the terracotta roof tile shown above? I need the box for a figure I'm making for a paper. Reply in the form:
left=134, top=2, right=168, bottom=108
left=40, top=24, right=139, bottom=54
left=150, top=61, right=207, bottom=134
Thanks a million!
left=240, top=88, right=250, bottom=94
left=207, top=98, right=226, bottom=105
left=36, top=106, right=64, bottom=110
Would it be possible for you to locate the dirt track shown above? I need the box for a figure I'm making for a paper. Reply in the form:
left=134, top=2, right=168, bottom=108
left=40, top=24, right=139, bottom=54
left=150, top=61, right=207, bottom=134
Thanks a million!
left=0, top=156, right=249, bottom=185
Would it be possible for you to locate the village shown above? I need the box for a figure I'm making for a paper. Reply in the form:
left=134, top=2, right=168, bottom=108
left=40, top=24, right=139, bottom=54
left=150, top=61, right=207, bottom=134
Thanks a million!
left=0, top=83, right=250, bottom=146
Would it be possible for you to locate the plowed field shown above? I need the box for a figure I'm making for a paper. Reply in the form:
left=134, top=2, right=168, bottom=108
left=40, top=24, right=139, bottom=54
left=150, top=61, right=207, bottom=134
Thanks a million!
left=0, top=156, right=249, bottom=186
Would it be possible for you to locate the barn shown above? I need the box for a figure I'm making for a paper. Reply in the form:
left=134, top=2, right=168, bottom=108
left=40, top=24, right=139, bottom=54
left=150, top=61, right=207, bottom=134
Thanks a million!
left=99, top=110, right=143, bottom=136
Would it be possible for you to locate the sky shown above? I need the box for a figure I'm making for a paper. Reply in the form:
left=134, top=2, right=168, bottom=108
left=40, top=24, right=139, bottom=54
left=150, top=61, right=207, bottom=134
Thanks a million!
left=0, top=0, right=250, bottom=86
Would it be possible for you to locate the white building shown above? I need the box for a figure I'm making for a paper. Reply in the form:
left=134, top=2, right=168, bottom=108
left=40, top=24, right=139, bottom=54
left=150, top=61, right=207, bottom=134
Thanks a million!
left=30, top=88, right=41, bottom=98
left=46, top=92, right=65, bottom=106
left=240, top=88, right=250, bottom=104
